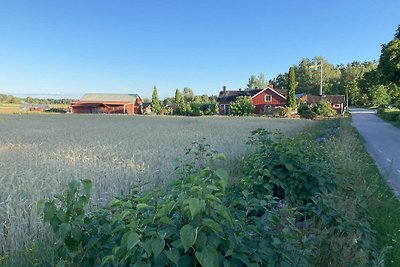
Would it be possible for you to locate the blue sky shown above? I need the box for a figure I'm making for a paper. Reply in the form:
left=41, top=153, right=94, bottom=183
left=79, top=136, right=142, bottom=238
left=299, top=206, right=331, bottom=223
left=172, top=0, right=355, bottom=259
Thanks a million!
left=0, top=0, right=399, bottom=99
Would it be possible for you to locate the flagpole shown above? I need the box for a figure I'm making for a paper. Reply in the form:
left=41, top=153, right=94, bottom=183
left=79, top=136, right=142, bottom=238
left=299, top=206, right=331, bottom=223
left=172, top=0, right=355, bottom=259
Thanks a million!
left=319, top=62, right=323, bottom=96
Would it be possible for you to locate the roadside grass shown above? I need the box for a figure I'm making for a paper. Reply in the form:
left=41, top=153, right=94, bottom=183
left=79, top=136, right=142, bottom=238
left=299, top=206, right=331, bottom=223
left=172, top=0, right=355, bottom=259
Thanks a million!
left=325, top=119, right=400, bottom=266
left=377, top=108, right=400, bottom=128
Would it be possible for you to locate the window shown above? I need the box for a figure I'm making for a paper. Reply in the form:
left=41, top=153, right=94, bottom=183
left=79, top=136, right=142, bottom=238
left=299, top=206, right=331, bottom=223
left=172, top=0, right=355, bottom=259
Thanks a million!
left=265, top=95, right=272, bottom=102
left=264, top=105, right=271, bottom=111
left=220, top=104, right=226, bottom=111
left=333, top=104, right=341, bottom=108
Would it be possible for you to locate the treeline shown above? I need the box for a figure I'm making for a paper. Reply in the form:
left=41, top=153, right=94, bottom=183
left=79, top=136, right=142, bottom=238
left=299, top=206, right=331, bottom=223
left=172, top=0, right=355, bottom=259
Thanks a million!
left=254, top=24, right=400, bottom=107
left=0, top=94, right=74, bottom=104
left=151, top=86, right=218, bottom=116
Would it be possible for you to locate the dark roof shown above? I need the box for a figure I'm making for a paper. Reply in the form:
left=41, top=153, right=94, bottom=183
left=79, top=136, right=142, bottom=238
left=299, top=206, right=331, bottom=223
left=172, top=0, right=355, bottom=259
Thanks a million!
left=275, top=89, right=288, bottom=97
left=80, top=93, right=140, bottom=102
left=217, top=87, right=286, bottom=102
left=306, top=95, right=345, bottom=104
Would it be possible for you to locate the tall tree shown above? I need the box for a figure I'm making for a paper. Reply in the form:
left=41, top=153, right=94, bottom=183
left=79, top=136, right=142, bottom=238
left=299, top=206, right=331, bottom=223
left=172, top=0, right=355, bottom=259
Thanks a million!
left=151, top=86, right=161, bottom=114
left=286, top=67, right=297, bottom=109
left=378, top=24, right=400, bottom=85
left=174, top=89, right=182, bottom=104
left=183, top=87, right=194, bottom=102
left=247, top=73, right=268, bottom=89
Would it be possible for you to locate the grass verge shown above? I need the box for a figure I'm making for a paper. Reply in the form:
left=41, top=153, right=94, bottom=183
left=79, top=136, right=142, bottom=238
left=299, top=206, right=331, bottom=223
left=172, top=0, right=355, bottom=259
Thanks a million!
left=377, top=108, right=400, bottom=128
left=325, top=119, right=400, bottom=266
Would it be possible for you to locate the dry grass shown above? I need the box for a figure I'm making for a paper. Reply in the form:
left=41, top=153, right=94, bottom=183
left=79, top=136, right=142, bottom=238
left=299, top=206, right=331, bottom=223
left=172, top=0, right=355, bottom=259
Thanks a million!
left=0, top=114, right=312, bottom=263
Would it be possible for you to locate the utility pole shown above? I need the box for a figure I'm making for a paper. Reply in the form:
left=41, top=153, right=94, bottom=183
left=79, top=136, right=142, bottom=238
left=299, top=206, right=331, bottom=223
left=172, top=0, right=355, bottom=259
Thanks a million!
left=319, top=61, right=323, bottom=96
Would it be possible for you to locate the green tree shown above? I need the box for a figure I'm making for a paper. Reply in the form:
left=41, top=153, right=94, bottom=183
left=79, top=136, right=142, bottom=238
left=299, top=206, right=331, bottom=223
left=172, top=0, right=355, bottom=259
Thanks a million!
left=370, top=85, right=390, bottom=107
left=230, top=96, right=254, bottom=116
left=286, top=67, right=297, bottom=109
left=378, top=24, right=400, bottom=86
left=174, top=89, right=182, bottom=104
left=151, top=86, right=161, bottom=114
left=247, top=73, right=268, bottom=89
left=183, top=87, right=194, bottom=102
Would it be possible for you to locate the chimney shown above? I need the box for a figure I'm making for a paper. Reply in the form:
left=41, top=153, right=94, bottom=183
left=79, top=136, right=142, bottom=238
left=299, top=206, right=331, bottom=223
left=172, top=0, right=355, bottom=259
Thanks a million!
left=223, top=85, right=226, bottom=92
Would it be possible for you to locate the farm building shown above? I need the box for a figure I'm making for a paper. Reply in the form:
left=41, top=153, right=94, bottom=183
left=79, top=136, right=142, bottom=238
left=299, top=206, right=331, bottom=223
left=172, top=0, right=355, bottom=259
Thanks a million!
left=70, top=93, right=143, bottom=114
left=217, top=85, right=288, bottom=115
left=303, top=94, right=346, bottom=114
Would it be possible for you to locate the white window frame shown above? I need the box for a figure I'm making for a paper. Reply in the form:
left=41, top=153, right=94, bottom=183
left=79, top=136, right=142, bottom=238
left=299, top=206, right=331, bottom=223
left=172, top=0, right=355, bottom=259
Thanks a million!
left=333, top=104, right=341, bottom=108
left=265, top=95, right=272, bottom=102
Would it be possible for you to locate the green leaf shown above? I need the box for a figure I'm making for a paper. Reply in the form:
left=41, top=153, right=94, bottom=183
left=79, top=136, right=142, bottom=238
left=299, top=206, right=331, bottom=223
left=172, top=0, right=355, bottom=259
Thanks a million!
left=151, top=238, right=165, bottom=257
left=195, top=247, right=219, bottom=267
left=136, top=203, right=150, bottom=210
left=164, top=248, right=180, bottom=266
left=101, top=255, right=114, bottom=266
left=81, top=179, right=93, bottom=195
left=180, top=224, right=196, bottom=252
left=118, top=209, right=131, bottom=220
left=187, top=198, right=206, bottom=219
left=202, top=219, right=223, bottom=233
left=215, top=168, right=229, bottom=190
left=127, top=232, right=140, bottom=249
left=58, top=223, right=71, bottom=239
left=215, top=153, right=227, bottom=161
left=205, top=194, right=222, bottom=204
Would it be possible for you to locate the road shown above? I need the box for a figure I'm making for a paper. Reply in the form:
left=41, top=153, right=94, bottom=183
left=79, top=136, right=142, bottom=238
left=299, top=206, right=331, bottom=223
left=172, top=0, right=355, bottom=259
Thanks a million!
left=350, top=108, right=400, bottom=198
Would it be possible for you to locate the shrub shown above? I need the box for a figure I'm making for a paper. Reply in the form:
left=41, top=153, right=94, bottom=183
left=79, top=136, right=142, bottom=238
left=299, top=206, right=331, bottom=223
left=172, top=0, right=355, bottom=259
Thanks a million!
left=230, top=96, right=254, bottom=116
left=301, top=109, right=317, bottom=119
left=245, top=129, right=336, bottom=207
left=314, top=100, right=336, bottom=117
left=38, top=143, right=314, bottom=266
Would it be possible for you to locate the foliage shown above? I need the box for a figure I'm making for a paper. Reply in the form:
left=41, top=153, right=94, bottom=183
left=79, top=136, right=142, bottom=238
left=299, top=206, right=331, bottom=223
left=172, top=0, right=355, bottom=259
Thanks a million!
left=151, top=86, right=162, bottom=114
left=245, top=129, right=336, bottom=207
left=377, top=108, right=400, bottom=127
left=229, top=96, right=254, bottom=116
left=378, top=24, right=400, bottom=86
left=314, top=100, right=336, bottom=117
left=370, top=85, right=390, bottom=106
left=286, top=67, right=297, bottom=109
left=38, top=140, right=315, bottom=266
left=247, top=73, right=268, bottom=90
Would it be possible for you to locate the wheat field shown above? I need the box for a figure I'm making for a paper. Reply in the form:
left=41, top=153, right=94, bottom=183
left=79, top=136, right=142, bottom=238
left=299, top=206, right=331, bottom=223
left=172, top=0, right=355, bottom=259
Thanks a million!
left=0, top=114, right=312, bottom=262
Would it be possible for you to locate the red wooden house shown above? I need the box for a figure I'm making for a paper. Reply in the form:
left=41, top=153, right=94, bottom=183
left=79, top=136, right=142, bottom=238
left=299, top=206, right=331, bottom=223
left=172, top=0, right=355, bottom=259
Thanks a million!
left=303, top=95, right=346, bottom=114
left=70, top=93, right=143, bottom=114
left=217, top=86, right=288, bottom=115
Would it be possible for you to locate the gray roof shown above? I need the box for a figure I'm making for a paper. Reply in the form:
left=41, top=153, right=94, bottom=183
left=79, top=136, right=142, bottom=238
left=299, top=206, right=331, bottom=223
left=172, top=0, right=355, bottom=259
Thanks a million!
left=306, top=95, right=345, bottom=104
left=80, top=93, right=140, bottom=102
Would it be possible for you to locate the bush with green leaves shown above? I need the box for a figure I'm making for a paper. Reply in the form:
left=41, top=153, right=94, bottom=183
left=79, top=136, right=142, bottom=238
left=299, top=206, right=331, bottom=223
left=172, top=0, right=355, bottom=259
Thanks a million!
left=314, top=100, right=336, bottom=117
left=245, top=129, right=336, bottom=207
left=38, top=140, right=314, bottom=266
left=229, top=96, right=254, bottom=116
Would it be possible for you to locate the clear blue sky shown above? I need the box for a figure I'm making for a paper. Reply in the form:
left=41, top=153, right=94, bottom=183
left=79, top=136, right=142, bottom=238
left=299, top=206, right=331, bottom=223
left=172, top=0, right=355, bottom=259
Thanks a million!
left=0, top=0, right=399, bottom=99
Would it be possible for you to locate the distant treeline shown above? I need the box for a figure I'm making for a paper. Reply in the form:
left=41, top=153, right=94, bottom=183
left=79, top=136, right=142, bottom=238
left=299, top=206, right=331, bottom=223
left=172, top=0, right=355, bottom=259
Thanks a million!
left=0, top=94, right=75, bottom=104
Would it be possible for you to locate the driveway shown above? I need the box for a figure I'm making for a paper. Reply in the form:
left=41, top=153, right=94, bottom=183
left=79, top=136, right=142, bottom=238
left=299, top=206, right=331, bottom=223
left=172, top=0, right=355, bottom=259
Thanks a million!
left=350, top=108, right=400, bottom=197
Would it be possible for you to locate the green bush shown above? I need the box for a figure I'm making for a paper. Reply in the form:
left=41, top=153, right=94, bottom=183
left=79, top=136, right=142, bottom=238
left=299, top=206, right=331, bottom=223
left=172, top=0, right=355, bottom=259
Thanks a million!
left=230, top=96, right=254, bottom=116
left=38, top=142, right=313, bottom=266
left=314, top=100, right=336, bottom=117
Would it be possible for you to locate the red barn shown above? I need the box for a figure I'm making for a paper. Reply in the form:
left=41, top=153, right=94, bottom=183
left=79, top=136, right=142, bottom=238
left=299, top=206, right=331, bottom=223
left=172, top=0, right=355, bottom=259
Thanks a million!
left=70, top=93, right=143, bottom=114
left=217, top=86, right=288, bottom=115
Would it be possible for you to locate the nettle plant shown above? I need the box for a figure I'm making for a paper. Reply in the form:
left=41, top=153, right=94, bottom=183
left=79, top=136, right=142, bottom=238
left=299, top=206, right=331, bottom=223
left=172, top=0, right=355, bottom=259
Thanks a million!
left=245, top=129, right=337, bottom=208
left=38, top=139, right=314, bottom=267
